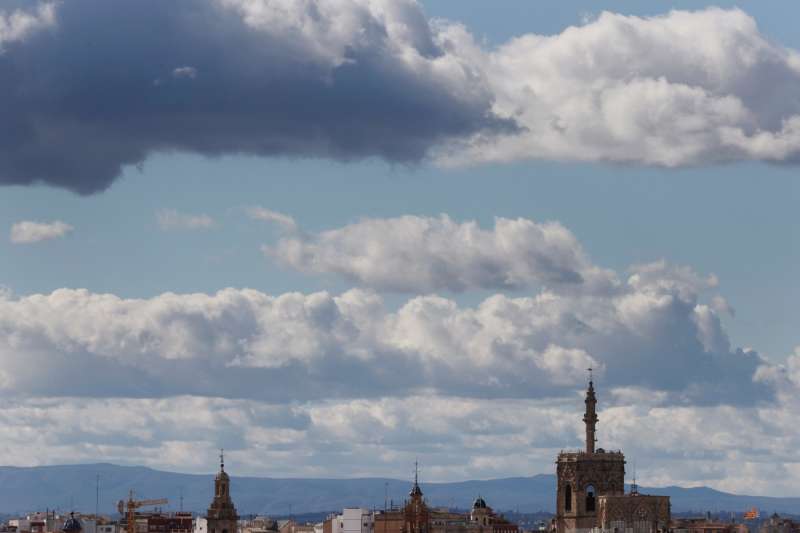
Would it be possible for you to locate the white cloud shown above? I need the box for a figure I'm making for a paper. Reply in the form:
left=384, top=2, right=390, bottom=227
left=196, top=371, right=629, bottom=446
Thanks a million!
left=247, top=206, right=298, bottom=233
left=157, top=209, right=215, bottom=230
left=10, top=220, right=73, bottom=244
left=265, top=214, right=617, bottom=293
left=3, top=389, right=800, bottom=495
left=0, top=261, right=770, bottom=405
left=438, top=7, right=800, bottom=167
left=172, top=66, right=197, bottom=79
left=0, top=3, right=56, bottom=48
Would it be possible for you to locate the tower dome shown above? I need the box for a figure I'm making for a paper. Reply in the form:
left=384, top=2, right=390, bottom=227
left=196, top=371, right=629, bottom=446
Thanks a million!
left=473, top=497, right=487, bottom=509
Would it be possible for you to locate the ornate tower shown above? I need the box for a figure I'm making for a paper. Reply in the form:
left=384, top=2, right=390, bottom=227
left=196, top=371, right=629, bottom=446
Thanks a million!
left=555, top=377, right=625, bottom=533
left=403, top=462, right=429, bottom=533
left=206, top=450, right=239, bottom=533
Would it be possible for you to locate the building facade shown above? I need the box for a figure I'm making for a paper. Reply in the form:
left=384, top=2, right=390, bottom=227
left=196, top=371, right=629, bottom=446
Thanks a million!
left=330, top=510, right=374, bottom=533
left=555, top=378, right=670, bottom=533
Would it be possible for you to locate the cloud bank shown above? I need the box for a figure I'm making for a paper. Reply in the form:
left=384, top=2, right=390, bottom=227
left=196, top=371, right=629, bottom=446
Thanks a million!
left=3, top=384, right=800, bottom=494
left=1, top=3, right=800, bottom=193
left=0, top=263, right=770, bottom=406
left=9, top=220, right=73, bottom=243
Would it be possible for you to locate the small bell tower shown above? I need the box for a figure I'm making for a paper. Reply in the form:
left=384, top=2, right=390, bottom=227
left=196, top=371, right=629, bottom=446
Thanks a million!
left=206, top=449, right=239, bottom=533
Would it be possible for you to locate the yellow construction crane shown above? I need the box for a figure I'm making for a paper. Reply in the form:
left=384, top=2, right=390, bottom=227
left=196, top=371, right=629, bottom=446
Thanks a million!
left=117, top=491, right=168, bottom=533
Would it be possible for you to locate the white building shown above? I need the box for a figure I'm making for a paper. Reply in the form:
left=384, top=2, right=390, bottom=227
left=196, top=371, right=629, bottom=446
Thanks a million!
left=193, top=518, right=208, bottom=533
left=331, top=510, right=373, bottom=533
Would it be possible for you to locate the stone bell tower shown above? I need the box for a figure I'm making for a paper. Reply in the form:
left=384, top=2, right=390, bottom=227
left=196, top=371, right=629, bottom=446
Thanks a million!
left=206, top=450, right=239, bottom=533
left=555, top=372, right=625, bottom=533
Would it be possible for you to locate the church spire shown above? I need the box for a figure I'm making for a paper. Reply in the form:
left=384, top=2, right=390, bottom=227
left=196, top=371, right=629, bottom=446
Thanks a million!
left=583, top=368, right=598, bottom=454
left=410, top=460, right=423, bottom=498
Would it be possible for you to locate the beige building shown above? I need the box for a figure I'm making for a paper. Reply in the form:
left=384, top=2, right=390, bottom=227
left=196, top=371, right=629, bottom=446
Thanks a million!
left=555, top=378, right=670, bottom=533
left=372, top=472, right=518, bottom=533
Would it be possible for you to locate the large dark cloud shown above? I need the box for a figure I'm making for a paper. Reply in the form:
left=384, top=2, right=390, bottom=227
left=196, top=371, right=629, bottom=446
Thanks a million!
left=0, top=0, right=510, bottom=194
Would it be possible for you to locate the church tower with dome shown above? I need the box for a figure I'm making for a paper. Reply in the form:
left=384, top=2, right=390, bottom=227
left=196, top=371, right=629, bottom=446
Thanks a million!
left=206, top=450, right=239, bottom=533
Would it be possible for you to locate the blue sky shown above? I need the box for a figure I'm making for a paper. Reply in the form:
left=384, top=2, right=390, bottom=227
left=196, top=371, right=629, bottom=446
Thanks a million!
left=0, top=0, right=799, bottom=495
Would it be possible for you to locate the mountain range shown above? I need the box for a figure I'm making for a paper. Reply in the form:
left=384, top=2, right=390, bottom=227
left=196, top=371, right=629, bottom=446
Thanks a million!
left=0, top=464, right=797, bottom=516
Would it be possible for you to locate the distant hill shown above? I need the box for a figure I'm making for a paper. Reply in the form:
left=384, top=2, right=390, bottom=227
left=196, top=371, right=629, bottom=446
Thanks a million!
left=0, top=464, right=798, bottom=516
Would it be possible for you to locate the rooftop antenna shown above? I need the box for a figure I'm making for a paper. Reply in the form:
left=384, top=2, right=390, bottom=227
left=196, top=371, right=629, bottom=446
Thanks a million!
left=631, top=460, right=638, bottom=495
left=96, top=474, right=100, bottom=518
left=179, top=487, right=184, bottom=513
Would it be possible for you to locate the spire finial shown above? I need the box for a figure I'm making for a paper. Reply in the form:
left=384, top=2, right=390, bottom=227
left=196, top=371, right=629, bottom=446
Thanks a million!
left=587, top=367, right=593, bottom=384
left=220, top=448, right=225, bottom=471
left=409, top=459, right=423, bottom=498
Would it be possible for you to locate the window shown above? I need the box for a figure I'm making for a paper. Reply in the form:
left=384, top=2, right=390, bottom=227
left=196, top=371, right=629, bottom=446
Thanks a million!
left=585, top=485, right=596, bottom=513
left=564, top=484, right=572, bottom=512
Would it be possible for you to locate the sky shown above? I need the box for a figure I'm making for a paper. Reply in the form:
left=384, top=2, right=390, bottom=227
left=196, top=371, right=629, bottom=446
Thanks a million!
left=0, top=0, right=799, bottom=498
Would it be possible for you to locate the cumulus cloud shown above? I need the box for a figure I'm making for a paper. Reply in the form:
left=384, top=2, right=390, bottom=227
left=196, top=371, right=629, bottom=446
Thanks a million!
left=157, top=209, right=215, bottom=230
left=0, top=260, right=771, bottom=405
left=264, top=214, right=617, bottom=293
left=9, top=220, right=73, bottom=243
left=445, top=8, right=800, bottom=167
left=1, top=4, right=800, bottom=193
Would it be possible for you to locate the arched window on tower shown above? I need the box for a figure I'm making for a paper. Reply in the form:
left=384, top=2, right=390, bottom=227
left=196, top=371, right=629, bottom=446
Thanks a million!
left=564, top=484, right=572, bottom=512
left=585, top=485, right=596, bottom=513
